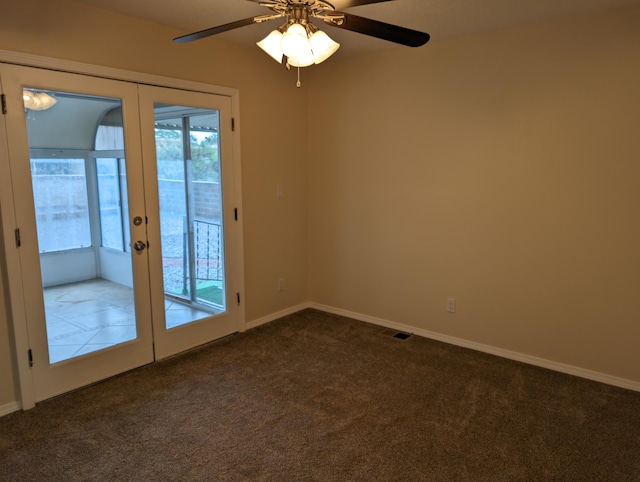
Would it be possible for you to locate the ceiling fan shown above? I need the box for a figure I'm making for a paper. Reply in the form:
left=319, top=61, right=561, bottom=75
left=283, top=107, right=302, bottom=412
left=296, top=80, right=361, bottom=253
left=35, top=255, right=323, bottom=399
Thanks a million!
left=174, top=0, right=430, bottom=86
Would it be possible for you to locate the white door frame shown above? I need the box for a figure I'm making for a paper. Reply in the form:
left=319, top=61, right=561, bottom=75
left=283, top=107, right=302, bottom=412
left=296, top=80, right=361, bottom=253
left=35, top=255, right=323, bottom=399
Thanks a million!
left=0, top=49, right=245, bottom=410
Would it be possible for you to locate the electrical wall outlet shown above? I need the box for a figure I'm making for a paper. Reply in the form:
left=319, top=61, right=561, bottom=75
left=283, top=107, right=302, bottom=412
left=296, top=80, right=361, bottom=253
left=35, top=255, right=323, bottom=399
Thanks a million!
left=446, top=298, right=456, bottom=313
left=277, top=278, right=285, bottom=292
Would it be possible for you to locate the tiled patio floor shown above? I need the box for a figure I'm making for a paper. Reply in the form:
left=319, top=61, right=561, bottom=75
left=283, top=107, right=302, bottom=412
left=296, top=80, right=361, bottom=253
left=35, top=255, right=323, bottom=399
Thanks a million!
left=44, top=279, right=213, bottom=363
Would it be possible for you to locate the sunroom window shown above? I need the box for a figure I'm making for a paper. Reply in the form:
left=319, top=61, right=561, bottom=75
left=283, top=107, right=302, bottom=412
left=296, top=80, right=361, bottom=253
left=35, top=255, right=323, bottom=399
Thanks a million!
left=95, top=106, right=130, bottom=253
left=30, top=157, right=91, bottom=253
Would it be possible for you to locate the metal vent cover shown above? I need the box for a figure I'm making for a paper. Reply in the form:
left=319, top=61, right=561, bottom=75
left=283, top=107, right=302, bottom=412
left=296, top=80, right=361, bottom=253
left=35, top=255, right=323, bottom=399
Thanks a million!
left=382, top=329, right=411, bottom=340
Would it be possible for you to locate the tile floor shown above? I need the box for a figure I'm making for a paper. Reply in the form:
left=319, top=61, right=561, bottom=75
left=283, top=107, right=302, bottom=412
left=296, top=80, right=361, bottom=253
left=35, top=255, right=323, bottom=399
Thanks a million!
left=44, top=278, right=214, bottom=364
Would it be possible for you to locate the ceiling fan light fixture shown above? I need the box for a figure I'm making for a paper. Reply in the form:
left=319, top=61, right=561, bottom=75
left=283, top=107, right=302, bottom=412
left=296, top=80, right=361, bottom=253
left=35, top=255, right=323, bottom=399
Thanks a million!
left=280, top=22, right=311, bottom=59
left=22, top=90, right=57, bottom=111
left=257, top=30, right=285, bottom=63
left=258, top=21, right=339, bottom=68
left=309, top=29, right=340, bottom=64
left=174, top=0, right=431, bottom=87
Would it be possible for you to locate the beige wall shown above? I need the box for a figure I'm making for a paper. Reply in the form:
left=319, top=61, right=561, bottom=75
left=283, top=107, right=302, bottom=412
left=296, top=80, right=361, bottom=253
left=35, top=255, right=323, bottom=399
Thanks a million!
left=307, top=5, right=640, bottom=383
left=0, top=0, right=309, bottom=407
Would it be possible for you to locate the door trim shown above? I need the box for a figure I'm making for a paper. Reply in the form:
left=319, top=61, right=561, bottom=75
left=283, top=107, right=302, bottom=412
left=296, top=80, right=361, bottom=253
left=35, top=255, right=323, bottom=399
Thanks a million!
left=0, top=49, right=239, bottom=98
left=0, top=50, right=245, bottom=410
left=0, top=73, right=35, bottom=409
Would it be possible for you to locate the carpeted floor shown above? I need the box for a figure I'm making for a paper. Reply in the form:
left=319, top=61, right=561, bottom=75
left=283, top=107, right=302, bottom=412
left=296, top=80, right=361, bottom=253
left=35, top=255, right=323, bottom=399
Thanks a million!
left=1, top=309, right=639, bottom=481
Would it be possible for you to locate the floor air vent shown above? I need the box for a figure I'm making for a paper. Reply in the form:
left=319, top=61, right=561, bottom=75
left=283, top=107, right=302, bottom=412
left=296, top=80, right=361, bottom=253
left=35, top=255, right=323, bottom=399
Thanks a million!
left=382, top=329, right=411, bottom=340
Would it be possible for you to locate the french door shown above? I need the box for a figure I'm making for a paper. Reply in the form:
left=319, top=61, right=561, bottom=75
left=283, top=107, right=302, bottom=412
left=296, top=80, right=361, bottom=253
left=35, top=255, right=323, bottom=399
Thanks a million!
left=139, top=85, right=239, bottom=359
left=0, top=64, right=242, bottom=403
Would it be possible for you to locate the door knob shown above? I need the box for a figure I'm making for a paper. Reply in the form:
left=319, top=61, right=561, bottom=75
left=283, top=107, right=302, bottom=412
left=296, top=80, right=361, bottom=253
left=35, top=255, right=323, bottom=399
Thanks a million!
left=133, top=241, right=147, bottom=252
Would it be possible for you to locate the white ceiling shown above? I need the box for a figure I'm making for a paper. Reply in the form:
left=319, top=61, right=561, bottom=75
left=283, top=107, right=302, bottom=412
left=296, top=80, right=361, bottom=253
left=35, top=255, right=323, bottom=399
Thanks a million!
left=75, top=0, right=640, bottom=58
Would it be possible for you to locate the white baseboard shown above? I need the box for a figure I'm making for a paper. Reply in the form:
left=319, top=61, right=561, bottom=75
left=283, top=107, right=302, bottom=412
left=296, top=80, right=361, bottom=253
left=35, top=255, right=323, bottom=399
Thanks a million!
left=0, top=402, right=20, bottom=417
left=308, top=302, right=640, bottom=393
left=245, top=303, right=311, bottom=331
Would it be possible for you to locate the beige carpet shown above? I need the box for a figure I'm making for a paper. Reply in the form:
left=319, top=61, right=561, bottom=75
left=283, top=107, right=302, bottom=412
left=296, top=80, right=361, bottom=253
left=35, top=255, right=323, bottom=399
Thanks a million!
left=1, top=309, right=639, bottom=480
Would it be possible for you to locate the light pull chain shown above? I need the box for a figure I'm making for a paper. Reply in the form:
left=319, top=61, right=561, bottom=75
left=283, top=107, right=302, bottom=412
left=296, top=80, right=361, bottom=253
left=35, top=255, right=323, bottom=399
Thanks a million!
left=296, top=67, right=301, bottom=88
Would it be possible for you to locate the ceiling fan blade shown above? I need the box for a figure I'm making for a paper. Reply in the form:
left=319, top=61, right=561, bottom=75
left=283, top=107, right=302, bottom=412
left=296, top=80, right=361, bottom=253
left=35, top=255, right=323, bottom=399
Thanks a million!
left=174, top=17, right=259, bottom=43
left=328, top=0, right=393, bottom=9
left=323, top=12, right=429, bottom=47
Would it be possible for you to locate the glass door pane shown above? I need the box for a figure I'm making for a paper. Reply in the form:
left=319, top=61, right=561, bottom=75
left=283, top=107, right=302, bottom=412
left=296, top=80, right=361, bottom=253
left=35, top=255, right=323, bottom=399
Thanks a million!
left=25, top=92, right=138, bottom=364
left=154, top=104, right=225, bottom=329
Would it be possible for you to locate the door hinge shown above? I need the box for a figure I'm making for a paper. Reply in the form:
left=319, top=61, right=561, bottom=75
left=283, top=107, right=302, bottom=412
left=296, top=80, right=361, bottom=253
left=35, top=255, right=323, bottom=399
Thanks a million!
left=1, top=94, right=6, bottom=115
left=231, top=117, right=235, bottom=132
left=236, top=293, right=241, bottom=306
left=234, top=208, right=238, bottom=221
left=28, top=349, right=33, bottom=367
left=14, top=228, right=21, bottom=247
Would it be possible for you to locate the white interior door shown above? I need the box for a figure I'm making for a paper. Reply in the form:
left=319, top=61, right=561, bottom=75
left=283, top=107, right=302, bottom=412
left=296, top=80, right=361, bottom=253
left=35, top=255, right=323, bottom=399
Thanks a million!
left=0, top=64, right=154, bottom=402
left=138, top=85, right=241, bottom=359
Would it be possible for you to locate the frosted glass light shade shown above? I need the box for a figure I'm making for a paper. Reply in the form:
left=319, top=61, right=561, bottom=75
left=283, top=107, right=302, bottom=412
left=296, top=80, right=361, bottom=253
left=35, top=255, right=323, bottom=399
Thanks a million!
left=257, top=30, right=285, bottom=63
left=280, top=23, right=311, bottom=59
left=287, top=50, right=315, bottom=68
left=257, top=24, right=340, bottom=69
left=309, top=30, right=340, bottom=64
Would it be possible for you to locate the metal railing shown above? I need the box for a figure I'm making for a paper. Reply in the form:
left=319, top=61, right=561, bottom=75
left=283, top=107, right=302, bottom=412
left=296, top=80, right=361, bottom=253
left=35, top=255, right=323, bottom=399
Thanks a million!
left=182, top=218, right=223, bottom=295
left=194, top=219, right=223, bottom=282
